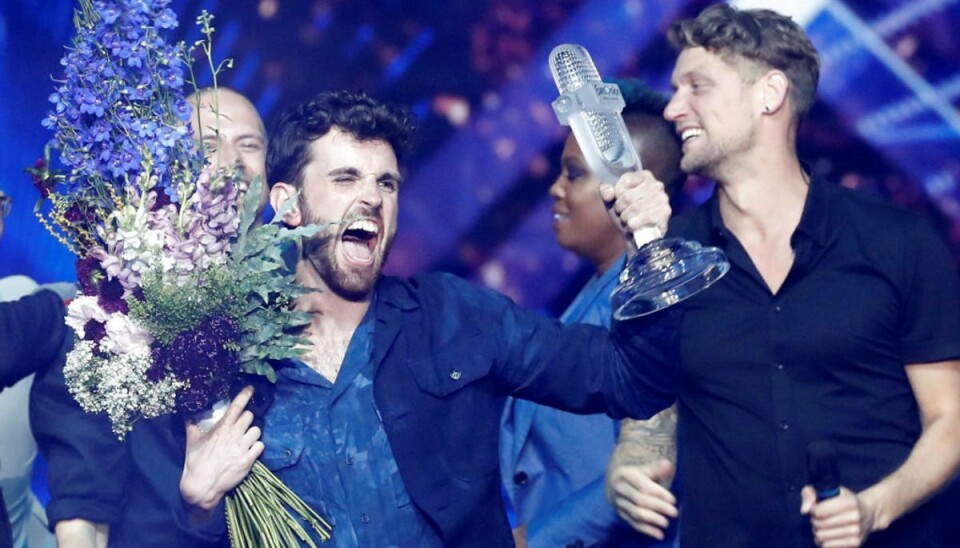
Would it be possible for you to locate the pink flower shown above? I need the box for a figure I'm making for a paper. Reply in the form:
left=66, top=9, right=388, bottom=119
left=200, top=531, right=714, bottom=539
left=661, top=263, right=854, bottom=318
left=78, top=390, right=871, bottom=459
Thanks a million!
left=101, top=315, right=154, bottom=356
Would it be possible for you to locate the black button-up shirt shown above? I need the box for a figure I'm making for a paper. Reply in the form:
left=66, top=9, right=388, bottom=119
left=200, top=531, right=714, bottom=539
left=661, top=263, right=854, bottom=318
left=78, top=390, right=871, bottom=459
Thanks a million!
left=667, top=178, right=960, bottom=547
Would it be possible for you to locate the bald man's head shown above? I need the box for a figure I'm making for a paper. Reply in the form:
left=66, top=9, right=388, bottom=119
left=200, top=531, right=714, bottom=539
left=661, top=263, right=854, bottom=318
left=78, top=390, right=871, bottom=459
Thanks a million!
left=187, top=88, right=268, bottom=208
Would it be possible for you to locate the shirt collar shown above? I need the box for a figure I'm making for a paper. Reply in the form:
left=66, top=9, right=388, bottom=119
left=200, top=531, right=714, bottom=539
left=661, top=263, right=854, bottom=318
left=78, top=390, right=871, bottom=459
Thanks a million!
left=792, top=176, right=832, bottom=247
left=703, top=175, right=832, bottom=248
left=375, top=275, right=420, bottom=312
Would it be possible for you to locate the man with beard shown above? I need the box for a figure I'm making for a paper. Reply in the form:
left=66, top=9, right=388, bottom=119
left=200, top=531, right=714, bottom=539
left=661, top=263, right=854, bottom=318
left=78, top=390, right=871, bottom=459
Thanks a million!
left=30, top=87, right=271, bottom=548
left=177, top=90, right=680, bottom=547
left=603, top=5, right=960, bottom=547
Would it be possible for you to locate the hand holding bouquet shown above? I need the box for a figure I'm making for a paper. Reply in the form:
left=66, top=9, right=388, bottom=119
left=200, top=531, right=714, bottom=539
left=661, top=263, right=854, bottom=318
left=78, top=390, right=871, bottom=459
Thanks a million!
left=33, top=0, right=331, bottom=544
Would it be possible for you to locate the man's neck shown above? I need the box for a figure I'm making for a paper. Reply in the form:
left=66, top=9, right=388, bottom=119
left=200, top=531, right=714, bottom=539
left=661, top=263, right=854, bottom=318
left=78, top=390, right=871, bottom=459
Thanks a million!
left=714, top=150, right=809, bottom=242
left=294, top=260, right=373, bottom=381
left=713, top=148, right=809, bottom=295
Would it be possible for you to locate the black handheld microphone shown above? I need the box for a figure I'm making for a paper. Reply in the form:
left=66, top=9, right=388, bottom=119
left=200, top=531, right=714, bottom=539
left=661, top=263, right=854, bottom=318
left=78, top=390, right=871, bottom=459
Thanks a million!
left=806, top=440, right=841, bottom=501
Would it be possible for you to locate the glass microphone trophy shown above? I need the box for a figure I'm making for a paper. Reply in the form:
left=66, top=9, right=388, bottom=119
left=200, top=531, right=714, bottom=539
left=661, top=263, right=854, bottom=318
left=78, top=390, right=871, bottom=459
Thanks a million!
left=549, top=44, right=729, bottom=319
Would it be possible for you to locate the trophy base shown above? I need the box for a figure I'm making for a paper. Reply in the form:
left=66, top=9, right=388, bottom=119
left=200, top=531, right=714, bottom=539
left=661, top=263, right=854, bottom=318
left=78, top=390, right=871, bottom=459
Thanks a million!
left=611, top=238, right=729, bottom=320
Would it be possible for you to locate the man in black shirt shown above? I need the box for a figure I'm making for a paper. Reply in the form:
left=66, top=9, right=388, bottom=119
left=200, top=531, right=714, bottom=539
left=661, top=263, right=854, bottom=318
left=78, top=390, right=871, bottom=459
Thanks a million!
left=603, top=4, right=960, bottom=547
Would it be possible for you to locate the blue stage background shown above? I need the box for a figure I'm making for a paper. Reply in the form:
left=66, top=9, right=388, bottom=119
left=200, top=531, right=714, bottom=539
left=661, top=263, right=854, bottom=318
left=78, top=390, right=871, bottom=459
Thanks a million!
left=2, top=0, right=959, bottom=313
left=2, top=0, right=960, bottom=525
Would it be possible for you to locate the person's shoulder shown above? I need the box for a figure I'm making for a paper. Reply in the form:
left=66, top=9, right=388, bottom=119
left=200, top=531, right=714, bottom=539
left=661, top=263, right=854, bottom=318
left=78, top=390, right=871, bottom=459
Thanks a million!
left=826, top=181, right=926, bottom=230
left=823, top=181, right=949, bottom=262
left=381, top=271, right=515, bottom=313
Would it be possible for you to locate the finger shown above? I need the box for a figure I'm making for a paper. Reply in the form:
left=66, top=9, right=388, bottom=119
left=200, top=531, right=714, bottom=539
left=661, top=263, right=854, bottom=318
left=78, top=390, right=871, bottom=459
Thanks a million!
left=817, top=529, right=862, bottom=548
left=599, top=184, right=615, bottom=204
left=621, top=497, right=674, bottom=528
left=615, top=189, right=670, bottom=229
left=811, top=493, right=858, bottom=521
left=242, top=425, right=262, bottom=447
left=618, top=468, right=678, bottom=506
left=812, top=511, right=860, bottom=530
left=631, top=523, right=666, bottom=541
left=613, top=171, right=646, bottom=194
left=249, top=440, right=265, bottom=460
left=235, top=409, right=255, bottom=433
left=185, top=421, right=203, bottom=445
left=622, top=492, right=679, bottom=521
left=815, top=522, right=862, bottom=543
left=800, top=486, right=816, bottom=514
left=225, top=386, right=255, bottom=423
left=650, top=459, right=676, bottom=485
left=615, top=504, right=667, bottom=540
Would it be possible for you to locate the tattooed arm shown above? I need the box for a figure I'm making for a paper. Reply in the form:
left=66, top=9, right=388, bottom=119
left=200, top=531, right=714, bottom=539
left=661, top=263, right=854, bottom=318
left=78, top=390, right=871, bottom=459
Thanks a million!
left=605, top=405, right=679, bottom=540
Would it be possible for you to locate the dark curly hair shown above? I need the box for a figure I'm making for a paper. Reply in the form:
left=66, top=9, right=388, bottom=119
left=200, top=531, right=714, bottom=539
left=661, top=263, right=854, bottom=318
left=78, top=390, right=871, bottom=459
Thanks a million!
left=267, top=90, right=417, bottom=188
left=668, top=4, right=820, bottom=119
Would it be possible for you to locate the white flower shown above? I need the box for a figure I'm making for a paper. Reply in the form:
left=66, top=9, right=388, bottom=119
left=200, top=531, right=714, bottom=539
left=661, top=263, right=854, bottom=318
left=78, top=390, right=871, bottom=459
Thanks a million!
left=65, top=296, right=110, bottom=337
left=64, top=340, right=185, bottom=440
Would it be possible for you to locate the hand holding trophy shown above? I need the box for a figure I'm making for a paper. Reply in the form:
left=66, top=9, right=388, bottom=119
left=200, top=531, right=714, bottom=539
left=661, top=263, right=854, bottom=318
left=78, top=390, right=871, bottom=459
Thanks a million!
left=549, top=44, right=729, bottom=319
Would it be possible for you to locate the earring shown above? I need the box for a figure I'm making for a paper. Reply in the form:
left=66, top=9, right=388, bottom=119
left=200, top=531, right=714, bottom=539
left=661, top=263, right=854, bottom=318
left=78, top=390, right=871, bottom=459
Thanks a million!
left=764, top=105, right=771, bottom=113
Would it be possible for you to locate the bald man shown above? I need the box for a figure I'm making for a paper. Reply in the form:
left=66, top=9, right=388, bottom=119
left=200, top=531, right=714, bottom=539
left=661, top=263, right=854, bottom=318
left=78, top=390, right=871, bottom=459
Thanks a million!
left=30, top=87, right=269, bottom=548
left=189, top=88, right=270, bottom=216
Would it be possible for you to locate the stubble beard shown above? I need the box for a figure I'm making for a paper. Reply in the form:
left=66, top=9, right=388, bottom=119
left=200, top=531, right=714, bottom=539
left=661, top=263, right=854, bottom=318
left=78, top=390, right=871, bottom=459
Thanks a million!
left=300, top=201, right=390, bottom=302
left=681, top=125, right=755, bottom=181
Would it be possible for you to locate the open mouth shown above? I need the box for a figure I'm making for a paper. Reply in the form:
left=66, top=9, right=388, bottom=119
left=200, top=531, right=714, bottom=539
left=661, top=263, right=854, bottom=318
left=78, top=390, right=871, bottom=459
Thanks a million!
left=680, top=128, right=703, bottom=144
left=341, top=218, right=379, bottom=265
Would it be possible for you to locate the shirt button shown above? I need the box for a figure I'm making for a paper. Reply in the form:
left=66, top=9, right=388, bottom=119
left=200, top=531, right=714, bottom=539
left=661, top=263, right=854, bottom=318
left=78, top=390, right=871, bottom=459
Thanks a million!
left=360, top=513, right=370, bottom=524
left=345, top=455, right=354, bottom=465
left=780, top=422, right=790, bottom=431
left=775, top=363, right=784, bottom=371
left=773, top=304, right=782, bottom=312
left=450, top=370, right=462, bottom=381
left=283, top=448, right=293, bottom=458
left=513, top=471, right=528, bottom=485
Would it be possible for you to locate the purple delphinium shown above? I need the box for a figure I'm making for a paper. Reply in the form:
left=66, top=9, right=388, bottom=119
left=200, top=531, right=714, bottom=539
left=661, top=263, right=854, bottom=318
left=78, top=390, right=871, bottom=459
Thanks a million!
left=82, top=319, right=106, bottom=343
left=150, top=188, right=173, bottom=211
left=44, top=0, right=201, bottom=206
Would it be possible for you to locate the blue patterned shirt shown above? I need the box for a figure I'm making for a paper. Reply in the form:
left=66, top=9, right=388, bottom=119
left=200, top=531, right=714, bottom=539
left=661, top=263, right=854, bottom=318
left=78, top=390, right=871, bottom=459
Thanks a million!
left=260, top=302, right=441, bottom=547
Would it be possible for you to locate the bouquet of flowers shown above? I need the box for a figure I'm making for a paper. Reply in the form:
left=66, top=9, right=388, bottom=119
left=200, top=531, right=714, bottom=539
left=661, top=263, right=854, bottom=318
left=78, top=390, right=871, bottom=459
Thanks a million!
left=31, top=0, right=331, bottom=545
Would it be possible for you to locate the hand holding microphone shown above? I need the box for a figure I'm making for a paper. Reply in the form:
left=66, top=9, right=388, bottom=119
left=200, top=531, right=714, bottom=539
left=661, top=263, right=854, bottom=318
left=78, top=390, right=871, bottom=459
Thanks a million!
left=801, top=440, right=876, bottom=547
left=806, top=440, right=840, bottom=501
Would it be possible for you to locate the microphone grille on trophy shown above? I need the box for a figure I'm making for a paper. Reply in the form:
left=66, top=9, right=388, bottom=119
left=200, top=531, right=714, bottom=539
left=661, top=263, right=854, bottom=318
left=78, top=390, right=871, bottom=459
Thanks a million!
left=585, top=111, right=621, bottom=157
left=549, top=44, right=601, bottom=93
